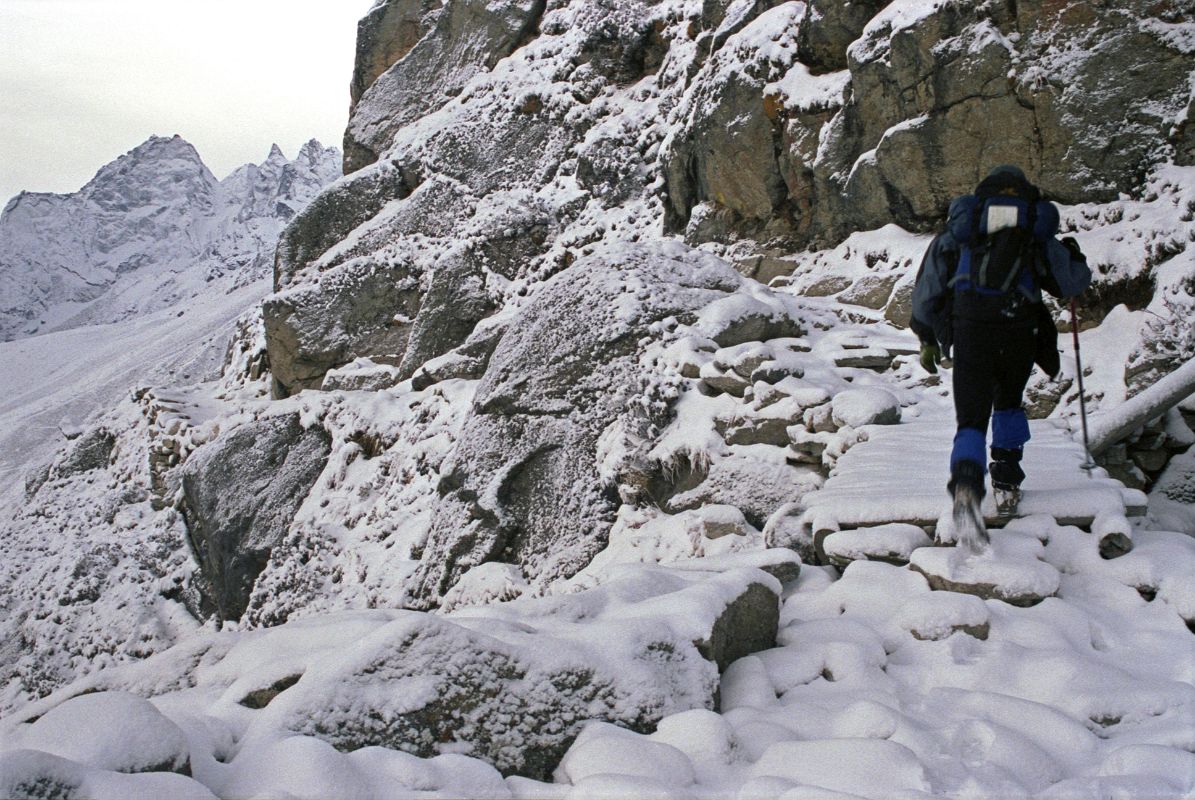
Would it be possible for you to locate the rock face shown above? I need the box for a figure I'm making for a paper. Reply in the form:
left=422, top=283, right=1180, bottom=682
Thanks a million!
left=179, top=414, right=332, bottom=621
left=408, top=244, right=742, bottom=606
left=350, top=0, right=445, bottom=111
left=344, top=0, right=546, bottom=173
left=664, top=0, right=1194, bottom=248
left=263, top=258, right=422, bottom=397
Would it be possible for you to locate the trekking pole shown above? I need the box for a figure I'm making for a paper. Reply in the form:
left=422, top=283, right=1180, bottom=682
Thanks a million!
left=1070, top=299, right=1097, bottom=471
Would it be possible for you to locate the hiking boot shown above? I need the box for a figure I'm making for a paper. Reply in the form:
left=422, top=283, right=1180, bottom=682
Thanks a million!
left=948, top=460, right=989, bottom=552
left=989, top=447, right=1025, bottom=491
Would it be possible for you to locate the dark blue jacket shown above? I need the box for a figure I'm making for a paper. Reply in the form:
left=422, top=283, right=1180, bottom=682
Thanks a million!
left=911, top=195, right=1092, bottom=355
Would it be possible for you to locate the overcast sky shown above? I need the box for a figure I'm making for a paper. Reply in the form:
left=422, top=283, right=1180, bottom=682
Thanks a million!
left=0, top=0, right=375, bottom=204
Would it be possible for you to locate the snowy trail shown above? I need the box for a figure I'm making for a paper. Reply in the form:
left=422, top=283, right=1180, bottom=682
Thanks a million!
left=803, top=418, right=1147, bottom=537
left=0, top=279, right=267, bottom=497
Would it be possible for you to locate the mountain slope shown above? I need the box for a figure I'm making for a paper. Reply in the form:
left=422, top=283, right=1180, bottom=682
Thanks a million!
left=0, top=136, right=340, bottom=342
left=0, top=0, right=1193, bottom=796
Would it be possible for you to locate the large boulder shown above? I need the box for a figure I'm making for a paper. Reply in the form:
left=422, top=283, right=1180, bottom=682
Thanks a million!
left=263, top=257, right=422, bottom=397
left=244, top=566, right=778, bottom=780
left=408, top=243, right=742, bottom=606
left=179, top=413, right=332, bottom=621
left=344, top=0, right=546, bottom=173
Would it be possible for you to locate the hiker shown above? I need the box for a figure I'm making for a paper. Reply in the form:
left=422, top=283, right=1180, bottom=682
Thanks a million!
left=910, top=165, right=1092, bottom=542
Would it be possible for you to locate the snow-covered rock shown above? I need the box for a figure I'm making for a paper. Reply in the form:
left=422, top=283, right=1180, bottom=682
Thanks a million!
left=13, top=691, right=190, bottom=774
left=408, top=243, right=743, bottom=606
left=179, top=412, right=333, bottom=621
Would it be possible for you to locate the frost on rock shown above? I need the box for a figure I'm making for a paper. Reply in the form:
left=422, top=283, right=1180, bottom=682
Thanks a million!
left=408, top=243, right=742, bottom=606
left=179, top=412, right=332, bottom=621
left=1, top=565, right=780, bottom=786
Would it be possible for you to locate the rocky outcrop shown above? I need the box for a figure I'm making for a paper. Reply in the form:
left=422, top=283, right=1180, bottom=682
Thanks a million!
left=53, top=427, right=116, bottom=479
left=344, top=0, right=546, bottom=173
left=666, top=0, right=1194, bottom=249
left=350, top=0, right=445, bottom=112
left=179, top=414, right=332, bottom=620
left=263, top=257, right=422, bottom=397
left=408, top=244, right=742, bottom=606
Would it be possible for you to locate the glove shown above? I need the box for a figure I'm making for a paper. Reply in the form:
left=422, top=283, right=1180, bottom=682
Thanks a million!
left=920, top=342, right=942, bottom=374
left=1061, top=236, right=1085, bottom=262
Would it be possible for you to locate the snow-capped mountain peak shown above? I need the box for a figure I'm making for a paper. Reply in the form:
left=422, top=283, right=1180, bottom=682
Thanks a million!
left=0, top=136, right=341, bottom=341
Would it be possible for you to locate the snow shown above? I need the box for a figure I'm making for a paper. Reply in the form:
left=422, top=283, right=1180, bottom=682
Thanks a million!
left=1087, top=358, right=1195, bottom=454
left=909, top=531, right=1062, bottom=603
left=555, top=722, right=696, bottom=786
left=829, top=387, right=900, bottom=428
left=751, top=739, right=931, bottom=798
left=0, top=0, right=1193, bottom=797
left=766, top=63, right=850, bottom=113
left=13, top=691, right=189, bottom=774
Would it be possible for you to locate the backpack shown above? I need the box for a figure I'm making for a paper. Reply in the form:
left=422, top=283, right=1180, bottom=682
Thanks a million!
left=945, top=192, right=1061, bottom=322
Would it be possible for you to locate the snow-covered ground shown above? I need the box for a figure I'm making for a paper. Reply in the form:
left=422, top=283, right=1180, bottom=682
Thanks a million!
left=1, top=6, right=1193, bottom=795
left=3, top=168, right=1194, bottom=794
left=0, top=279, right=268, bottom=506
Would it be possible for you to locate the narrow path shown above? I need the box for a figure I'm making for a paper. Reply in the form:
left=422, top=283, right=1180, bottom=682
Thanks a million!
left=800, top=417, right=1145, bottom=568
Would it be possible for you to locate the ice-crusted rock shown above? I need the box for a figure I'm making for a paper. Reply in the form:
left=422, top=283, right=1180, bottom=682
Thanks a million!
left=179, top=413, right=332, bottom=621
left=263, top=257, right=422, bottom=397
left=409, top=243, right=742, bottom=605
left=344, top=0, right=546, bottom=172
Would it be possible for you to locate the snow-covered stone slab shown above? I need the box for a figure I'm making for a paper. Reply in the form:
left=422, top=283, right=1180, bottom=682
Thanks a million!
left=893, top=591, right=991, bottom=641
left=667, top=548, right=802, bottom=584
left=802, top=419, right=1137, bottom=538
left=822, top=523, right=934, bottom=567
left=908, top=533, right=1061, bottom=606
left=750, top=738, right=932, bottom=799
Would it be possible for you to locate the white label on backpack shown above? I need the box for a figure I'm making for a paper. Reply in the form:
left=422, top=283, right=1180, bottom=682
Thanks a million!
left=986, top=204, right=1019, bottom=234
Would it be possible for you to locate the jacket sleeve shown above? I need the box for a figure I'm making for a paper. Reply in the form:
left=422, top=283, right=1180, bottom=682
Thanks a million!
left=1043, top=239, right=1092, bottom=299
left=910, top=232, right=958, bottom=350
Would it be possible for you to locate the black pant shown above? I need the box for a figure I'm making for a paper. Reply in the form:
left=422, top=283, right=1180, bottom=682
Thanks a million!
left=949, top=318, right=1036, bottom=481
left=953, top=319, right=1036, bottom=432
